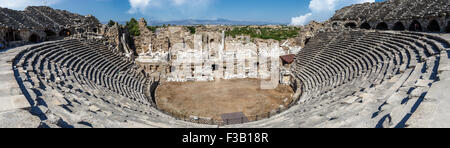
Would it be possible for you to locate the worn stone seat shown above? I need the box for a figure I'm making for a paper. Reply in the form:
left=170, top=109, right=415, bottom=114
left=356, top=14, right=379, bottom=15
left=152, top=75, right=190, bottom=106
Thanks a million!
left=222, top=30, right=449, bottom=128
left=7, top=39, right=181, bottom=127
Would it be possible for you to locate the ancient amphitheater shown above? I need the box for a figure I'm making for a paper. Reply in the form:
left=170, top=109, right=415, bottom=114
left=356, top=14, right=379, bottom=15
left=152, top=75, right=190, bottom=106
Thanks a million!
left=1, top=0, right=450, bottom=128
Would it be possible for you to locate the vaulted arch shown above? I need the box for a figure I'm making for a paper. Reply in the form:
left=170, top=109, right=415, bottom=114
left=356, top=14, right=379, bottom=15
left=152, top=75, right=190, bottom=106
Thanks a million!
left=4, top=30, right=22, bottom=42
left=409, top=20, right=422, bottom=31
left=427, top=20, right=440, bottom=32
left=376, top=22, right=388, bottom=30
left=29, top=34, right=40, bottom=43
left=45, top=30, right=56, bottom=37
left=344, top=22, right=357, bottom=29
left=360, top=23, right=371, bottom=30
left=59, top=29, right=72, bottom=37
left=393, top=22, right=405, bottom=31
left=4, top=30, right=14, bottom=42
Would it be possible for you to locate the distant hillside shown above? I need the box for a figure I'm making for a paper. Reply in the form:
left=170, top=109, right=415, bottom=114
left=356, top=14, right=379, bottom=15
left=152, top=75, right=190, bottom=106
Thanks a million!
left=103, top=18, right=286, bottom=26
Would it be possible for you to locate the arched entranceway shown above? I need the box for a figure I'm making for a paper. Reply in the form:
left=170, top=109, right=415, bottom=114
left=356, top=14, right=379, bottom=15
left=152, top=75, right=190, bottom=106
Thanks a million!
left=59, top=29, right=71, bottom=37
left=4, top=30, right=14, bottom=42
left=45, top=30, right=56, bottom=37
left=427, top=20, right=440, bottom=32
left=376, top=22, right=388, bottom=30
left=446, top=21, right=450, bottom=33
left=393, top=22, right=405, bottom=31
left=409, top=20, right=422, bottom=31
left=44, top=30, right=57, bottom=41
left=4, top=30, right=22, bottom=42
left=360, top=23, right=371, bottom=30
left=344, top=22, right=357, bottom=29
left=29, top=34, right=40, bottom=43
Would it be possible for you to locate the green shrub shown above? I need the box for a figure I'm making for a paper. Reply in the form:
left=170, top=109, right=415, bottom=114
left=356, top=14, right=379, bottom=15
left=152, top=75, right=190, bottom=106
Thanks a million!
left=147, top=26, right=160, bottom=32
left=107, top=20, right=116, bottom=27
left=186, top=26, right=196, bottom=34
left=225, top=26, right=300, bottom=41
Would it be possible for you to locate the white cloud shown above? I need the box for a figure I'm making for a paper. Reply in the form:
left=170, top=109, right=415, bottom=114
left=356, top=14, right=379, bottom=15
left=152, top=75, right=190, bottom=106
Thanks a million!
left=291, top=13, right=312, bottom=27
left=0, top=0, right=61, bottom=10
left=128, top=0, right=152, bottom=14
left=128, top=0, right=213, bottom=14
left=290, top=0, right=375, bottom=26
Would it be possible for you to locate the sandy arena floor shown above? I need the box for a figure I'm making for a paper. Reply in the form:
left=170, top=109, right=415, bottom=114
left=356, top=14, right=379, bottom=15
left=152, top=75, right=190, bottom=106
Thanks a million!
left=155, top=79, right=294, bottom=120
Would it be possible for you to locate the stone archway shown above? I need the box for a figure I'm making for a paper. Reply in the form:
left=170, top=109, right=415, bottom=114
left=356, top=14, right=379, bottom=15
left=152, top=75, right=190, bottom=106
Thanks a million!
left=409, top=20, right=422, bottom=31
left=4, top=30, right=14, bottom=42
left=376, top=22, right=388, bottom=30
left=427, top=20, right=440, bottom=32
left=344, top=22, right=357, bottom=29
left=4, top=30, right=22, bottom=42
left=360, top=23, right=371, bottom=30
left=446, top=21, right=450, bottom=33
left=59, top=29, right=71, bottom=37
left=44, top=30, right=56, bottom=37
left=29, top=34, right=40, bottom=43
left=44, top=30, right=57, bottom=41
left=393, top=22, right=405, bottom=31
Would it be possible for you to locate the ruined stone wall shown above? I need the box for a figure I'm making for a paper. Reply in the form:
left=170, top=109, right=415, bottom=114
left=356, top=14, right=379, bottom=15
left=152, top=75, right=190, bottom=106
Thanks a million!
left=154, top=26, right=192, bottom=52
left=130, top=19, right=307, bottom=82
left=133, top=23, right=232, bottom=54
left=133, top=18, right=153, bottom=54
left=136, top=30, right=302, bottom=82
left=103, top=23, right=123, bottom=51
left=295, top=21, right=324, bottom=47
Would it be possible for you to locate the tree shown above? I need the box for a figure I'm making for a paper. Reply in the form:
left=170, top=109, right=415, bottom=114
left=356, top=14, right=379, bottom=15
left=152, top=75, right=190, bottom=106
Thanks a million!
left=107, top=20, right=116, bottom=27
left=126, top=18, right=140, bottom=36
left=186, top=26, right=196, bottom=34
left=147, top=26, right=160, bottom=32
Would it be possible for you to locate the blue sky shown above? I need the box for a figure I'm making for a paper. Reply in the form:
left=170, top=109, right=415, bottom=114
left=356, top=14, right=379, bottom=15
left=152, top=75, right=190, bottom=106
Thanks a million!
left=0, top=0, right=385, bottom=25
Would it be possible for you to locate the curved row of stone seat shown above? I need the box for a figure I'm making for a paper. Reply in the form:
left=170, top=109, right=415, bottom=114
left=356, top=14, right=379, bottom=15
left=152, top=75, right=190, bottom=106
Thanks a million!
left=311, top=31, right=445, bottom=127
left=29, top=7, right=73, bottom=26
left=293, top=31, right=396, bottom=99
left=0, top=6, right=98, bottom=30
left=297, top=31, right=443, bottom=126
left=0, top=7, right=41, bottom=28
left=331, top=0, right=449, bottom=21
left=22, top=7, right=60, bottom=28
left=0, top=7, right=48, bottom=29
left=18, top=39, right=147, bottom=103
left=10, top=39, right=211, bottom=128
left=228, top=30, right=448, bottom=128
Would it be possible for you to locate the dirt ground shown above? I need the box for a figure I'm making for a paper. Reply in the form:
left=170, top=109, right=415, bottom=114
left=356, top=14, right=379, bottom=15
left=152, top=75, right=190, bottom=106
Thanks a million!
left=155, top=79, right=294, bottom=120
